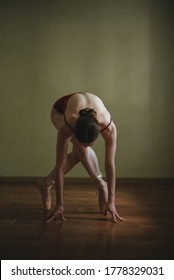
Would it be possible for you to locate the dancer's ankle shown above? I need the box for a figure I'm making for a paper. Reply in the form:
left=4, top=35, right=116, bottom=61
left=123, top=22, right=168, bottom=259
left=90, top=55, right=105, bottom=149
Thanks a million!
left=95, top=173, right=105, bottom=189
left=45, top=177, right=54, bottom=186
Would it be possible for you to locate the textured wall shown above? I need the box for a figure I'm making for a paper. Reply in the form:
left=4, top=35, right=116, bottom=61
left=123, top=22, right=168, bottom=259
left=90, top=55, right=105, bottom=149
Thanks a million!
left=0, top=0, right=174, bottom=177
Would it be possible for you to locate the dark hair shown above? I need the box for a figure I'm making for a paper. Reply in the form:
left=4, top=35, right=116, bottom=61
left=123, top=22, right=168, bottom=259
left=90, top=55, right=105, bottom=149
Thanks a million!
left=74, top=108, right=100, bottom=143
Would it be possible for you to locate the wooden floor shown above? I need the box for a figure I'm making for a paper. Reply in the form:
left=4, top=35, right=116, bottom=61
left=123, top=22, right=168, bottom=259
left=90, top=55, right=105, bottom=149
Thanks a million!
left=0, top=182, right=174, bottom=260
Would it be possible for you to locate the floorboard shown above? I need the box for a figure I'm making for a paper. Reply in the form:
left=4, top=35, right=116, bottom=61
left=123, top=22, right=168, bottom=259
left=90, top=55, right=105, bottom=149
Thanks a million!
left=0, top=182, right=174, bottom=260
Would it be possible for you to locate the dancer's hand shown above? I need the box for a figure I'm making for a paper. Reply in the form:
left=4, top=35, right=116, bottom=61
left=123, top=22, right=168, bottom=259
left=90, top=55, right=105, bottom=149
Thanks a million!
left=105, top=202, right=124, bottom=223
left=44, top=205, right=66, bottom=222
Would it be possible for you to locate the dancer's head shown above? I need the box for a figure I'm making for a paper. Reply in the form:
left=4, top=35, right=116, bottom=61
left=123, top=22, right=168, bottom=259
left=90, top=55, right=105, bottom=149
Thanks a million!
left=74, top=108, right=100, bottom=144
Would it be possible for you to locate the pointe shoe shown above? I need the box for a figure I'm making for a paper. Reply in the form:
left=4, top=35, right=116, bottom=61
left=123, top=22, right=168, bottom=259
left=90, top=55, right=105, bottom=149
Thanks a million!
left=97, top=182, right=108, bottom=213
left=37, top=178, right=52, bottom=210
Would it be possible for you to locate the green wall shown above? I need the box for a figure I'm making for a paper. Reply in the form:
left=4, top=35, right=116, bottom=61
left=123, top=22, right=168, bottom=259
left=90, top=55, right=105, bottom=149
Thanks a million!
left=0, top=0, right=174, bottom=178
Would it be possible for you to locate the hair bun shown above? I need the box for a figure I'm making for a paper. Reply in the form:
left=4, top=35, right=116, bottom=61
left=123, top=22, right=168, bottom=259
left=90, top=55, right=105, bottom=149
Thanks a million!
left=79, top=108, right=96, bottom=118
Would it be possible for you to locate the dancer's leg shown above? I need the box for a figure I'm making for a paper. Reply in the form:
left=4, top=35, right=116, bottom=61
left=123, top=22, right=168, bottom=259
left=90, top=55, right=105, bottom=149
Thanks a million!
left=37, top=145, right=80, bottom=210
left=74, top=146, right=108, bottom=213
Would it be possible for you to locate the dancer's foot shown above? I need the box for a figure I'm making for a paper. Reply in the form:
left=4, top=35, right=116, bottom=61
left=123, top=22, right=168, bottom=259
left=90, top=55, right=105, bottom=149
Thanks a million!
left=97, top=180, right=108, bottom=213
left=37, top=178, right=52, bottom=210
